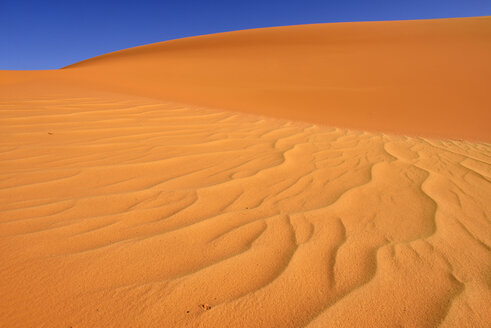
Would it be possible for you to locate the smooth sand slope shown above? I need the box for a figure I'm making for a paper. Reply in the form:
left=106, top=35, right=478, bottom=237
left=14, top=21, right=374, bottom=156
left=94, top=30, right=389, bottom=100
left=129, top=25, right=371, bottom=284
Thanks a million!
left=2, top=17, right=491, bottom=140
left=1, top=17, right=491, bottom=327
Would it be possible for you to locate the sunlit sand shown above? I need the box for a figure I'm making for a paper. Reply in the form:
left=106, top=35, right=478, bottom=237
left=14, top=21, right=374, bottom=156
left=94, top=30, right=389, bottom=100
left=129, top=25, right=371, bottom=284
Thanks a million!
left=1, top=16, right=490, bottom=327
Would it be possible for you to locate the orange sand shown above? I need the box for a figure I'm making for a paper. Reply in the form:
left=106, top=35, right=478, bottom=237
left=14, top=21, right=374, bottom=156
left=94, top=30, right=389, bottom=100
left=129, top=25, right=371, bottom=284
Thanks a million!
left=1, top=17, right=490, bottom=327
left=13, top=16, right=491, bottom=141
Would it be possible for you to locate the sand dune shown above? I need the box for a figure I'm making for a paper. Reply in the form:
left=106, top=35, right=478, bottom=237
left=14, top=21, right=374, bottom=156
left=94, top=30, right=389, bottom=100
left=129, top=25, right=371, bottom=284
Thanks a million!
left=1, top=17, right=490, bottom=328
left=63, top=16, right=491, bottom=141
left=3, top=17, right=491, bottom=140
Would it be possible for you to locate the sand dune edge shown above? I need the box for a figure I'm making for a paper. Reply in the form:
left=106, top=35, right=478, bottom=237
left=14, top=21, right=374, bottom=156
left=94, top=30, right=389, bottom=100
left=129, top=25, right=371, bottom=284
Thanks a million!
left=2, top=16, right=491, bottom=141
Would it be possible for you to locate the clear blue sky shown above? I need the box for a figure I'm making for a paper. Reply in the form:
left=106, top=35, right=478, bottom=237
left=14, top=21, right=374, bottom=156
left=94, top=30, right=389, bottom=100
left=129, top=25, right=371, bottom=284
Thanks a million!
left=1, top=0, right=490, bottom=70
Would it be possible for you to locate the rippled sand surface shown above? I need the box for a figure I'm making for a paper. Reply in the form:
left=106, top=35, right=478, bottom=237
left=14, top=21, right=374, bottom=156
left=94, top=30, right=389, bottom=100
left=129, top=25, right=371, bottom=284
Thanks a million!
left=1, top=88, right=489, bottom=327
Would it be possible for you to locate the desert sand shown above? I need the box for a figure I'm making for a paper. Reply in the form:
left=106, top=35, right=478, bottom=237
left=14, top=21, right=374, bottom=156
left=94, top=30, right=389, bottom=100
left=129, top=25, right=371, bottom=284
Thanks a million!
left=1, top=16, right=490, bottom=328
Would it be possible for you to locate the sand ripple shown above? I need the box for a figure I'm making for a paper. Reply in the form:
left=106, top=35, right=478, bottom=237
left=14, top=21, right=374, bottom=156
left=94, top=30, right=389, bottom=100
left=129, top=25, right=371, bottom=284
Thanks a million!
left=1, top=92, right=490, bottom=327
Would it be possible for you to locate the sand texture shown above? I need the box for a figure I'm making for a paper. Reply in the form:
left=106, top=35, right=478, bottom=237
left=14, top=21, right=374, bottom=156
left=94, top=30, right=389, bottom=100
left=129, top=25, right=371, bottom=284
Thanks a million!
left=1, top=16, right=491, bottom=328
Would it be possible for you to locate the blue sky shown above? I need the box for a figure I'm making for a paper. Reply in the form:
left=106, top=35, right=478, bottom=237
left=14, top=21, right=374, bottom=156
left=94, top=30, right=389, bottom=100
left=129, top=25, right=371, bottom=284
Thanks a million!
left=1, top=0, right=490, bottom=70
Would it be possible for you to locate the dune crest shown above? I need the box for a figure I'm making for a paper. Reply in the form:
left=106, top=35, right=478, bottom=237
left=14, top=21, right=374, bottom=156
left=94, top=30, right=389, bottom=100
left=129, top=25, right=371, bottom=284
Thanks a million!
left=3, top=17, right=491, bottom=141
left=59, top=16, right=491, bottom=141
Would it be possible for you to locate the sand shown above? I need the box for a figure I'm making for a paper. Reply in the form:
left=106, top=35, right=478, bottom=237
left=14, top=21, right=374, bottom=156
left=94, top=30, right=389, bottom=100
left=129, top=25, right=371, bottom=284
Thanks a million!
left=1, top=17, right=490, bottom=328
